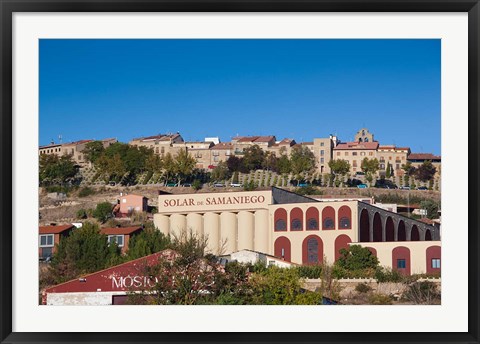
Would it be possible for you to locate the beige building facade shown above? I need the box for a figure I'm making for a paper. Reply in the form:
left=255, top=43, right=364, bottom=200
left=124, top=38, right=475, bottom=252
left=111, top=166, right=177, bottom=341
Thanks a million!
left=153, top=188, right=441, bottom=274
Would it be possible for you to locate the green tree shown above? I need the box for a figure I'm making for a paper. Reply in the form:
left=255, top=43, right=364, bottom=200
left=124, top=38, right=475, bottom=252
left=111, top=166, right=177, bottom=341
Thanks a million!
left=277, top=154, right=291, bottom=175
left=385, top=162, right=392, bottom=178
left=415, top=160, right=437, bottom=183
left=420, top=199, right=440, bottom=219
left=290, top=145, right=316, bottom=180
left=211, top=161, right=231, bottom=182
left=361, top=158, right=379, bottom=185
left=174, top=148, right=196, bottom=185
left=161, top=153, right=177, bottom=184
left=39, top=154, right=78, bottom=185
left=126, top=224, right=171, bottom=260
left=242, top=145, right=265, bottom=171
left=328, top=159, right=351, bottom=186
left=49, top=222, right=120, bottom=283
left=226, top=156, right=243, bottom=172
left=335, top=245, right=379, bottom=271
left=96, top=153, right=126, bottom=183
left=401, top=161, right=416, bottom=186
left=83, top=141, right=105, bottom=164
left=93, top=201, right=113, bottom=223
left=263, top=151, right=278, bottom=172
left=145, top=154, right=162, bottom=174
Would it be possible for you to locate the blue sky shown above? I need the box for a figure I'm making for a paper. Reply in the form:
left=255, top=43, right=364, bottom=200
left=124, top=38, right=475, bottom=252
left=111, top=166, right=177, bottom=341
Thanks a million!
left=40, top=39, right=440, bottom=154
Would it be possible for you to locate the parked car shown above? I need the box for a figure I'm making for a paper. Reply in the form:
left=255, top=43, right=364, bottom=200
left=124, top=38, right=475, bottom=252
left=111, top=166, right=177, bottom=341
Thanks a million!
left=213, top=182, right=225, bottom=187
left=374, top=180, right=398, bottom=189
left=417, top=186, right=428, bottom=190
left=400, top=186, right=411, bottom=190
left=165, top=182, right=178, bottom=187
left=355, top=171, right=365, bottom=176
left=357, top=184, right=368, bottom=189
left=182, top=183, right=192, bottom=187
left=230, top=183, right=243, bottom=187
left=298, top=182, right=309, bottom=187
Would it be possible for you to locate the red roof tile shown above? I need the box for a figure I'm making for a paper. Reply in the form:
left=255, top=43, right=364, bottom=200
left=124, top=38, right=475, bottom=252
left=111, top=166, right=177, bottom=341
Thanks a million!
left=39, top=224, right=75, bottom=234
left=334, top=142, right=379, bottom=150
left=211, top=142, right=233, bottom=150
left=101, top=226, right=143, bottom=235
left=408, top=153, right=441, bottom=160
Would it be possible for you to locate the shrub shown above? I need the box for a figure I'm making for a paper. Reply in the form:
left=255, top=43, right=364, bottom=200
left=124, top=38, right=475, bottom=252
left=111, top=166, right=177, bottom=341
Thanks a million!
left=192, top=179, right=202, bottom=191
left=335, top=245, right=379, bottom=271
left=93, top=202, right=113, bottom=223
left=295, top=264, right=323, bottom=279
left=355, top=283, right=372, bottom=294
left=243, top=180, right=257, bottom=191
left=374, top=267, right=404, bottom=283
left=142, top=171, right=153, bottom=184
left=76, top=208, right=87, bottom=219
left=368, top=293, right=393, bottom=305
left=402, top=281, right=440, bottom=304
left=78, top=187, right=95, bottom=197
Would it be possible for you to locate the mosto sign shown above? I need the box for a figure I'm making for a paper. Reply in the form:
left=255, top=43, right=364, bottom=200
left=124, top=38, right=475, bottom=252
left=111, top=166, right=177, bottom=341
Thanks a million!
left=157, top=190, right=271, bottom=213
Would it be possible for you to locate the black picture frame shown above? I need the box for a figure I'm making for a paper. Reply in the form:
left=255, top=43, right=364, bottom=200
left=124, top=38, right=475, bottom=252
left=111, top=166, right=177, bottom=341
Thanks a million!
left=1, top=1, right=478, bottom=343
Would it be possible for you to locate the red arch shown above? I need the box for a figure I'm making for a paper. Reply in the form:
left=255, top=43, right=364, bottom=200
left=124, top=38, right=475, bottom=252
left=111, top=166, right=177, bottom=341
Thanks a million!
left=306, top=207, right=319, bottom=230
left=334, top=234, right=352, bottom=261
left=360, top=209, right=370, bottom=242
left=338, top=205, right=352, bottom=230
left=290, top=207, right=303, bottom=231
left=426, top=246, right=441, bottom=274
left=392, top=246, right=411, bottom=275
left=274, top=208, right=287, bottom=232
left=385, top=217, right=394, bottom=242
left=274, top=236, right=291, bottom=262
left=322, top=206, right=336, bottom=230
left=366, top=247, right=377, bottom=257
left=411, top=225, right=420, bottom=241
left=302, top=235, right=323, bottom=265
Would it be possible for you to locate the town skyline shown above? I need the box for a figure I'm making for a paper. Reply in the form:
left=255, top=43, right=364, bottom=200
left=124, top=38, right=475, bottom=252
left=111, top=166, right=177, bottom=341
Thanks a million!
left=40, top=39, right=441, bottom=154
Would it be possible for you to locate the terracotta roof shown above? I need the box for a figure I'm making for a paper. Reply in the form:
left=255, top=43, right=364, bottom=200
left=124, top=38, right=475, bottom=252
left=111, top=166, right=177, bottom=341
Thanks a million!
left=211, top=142, right=233, bottom=150
left=395, top=147, right=410, bottom=151
left=101, top=226, right=143, bottom=235
left=235, top=136, right=275, bottom=143
left=237, top=136, right=259, bottom=143
left=39, top=224, right=75, bottom=234
left=408, top=153, right=441, bottom=161
left=254, top=136, right=275, bottom=143
left=39, top=143, right=62, bottom=149
left=334, top=142, right=379, bottom=150
left=278, top=138, right=295, bottom=146
left=378, top=145, right=396, bottom=149
left=300, top=142, right=313, bottom=146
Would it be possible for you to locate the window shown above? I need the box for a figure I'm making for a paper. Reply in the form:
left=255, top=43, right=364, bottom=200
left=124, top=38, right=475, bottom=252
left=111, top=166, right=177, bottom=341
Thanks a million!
left=352, top=160, right=357, bottom=167
left=369, top=152, right=373, bottom=156
left=431, top=258, right=441, bottom=269
left=307, top=238, right=319, bottom=263
left=379, top=157, right=385, bottom=162
left=397, top=259, right=406, bottom=269
left=380, top=164, right=385, bottom=170
left=360, top=152, right=366, bottom=156
left=323, top=218, right=334, bottom=229
left=320, top=150, right=324, bottom=156
left=161, top=147, right=165, bottom=153
left=214, top=156, right=219, bottom=162
left=291, top=219, right=302, bottom=231
left=108, top=235, right=124, bottom=247
left=389, top=156, right=392, bottom=160
left=39, top=234, right=54, bottom=247
left=345, top=152, right=349, bottom=156
left=307, top=218, right=318, bottom=230
left=320, top=142, right=324, bottom=147
left=396, top=164, right=400, bottom=169
left=275, top=219, right=287, bottom=231
left=320, top=158, right=324, bottom=163
left=339, top=217, right=350, bottom=229
left=364, top=137, right=369, bottom=142
left=352, top=152, right=357, bottom=156
left=336, top=152, right=341, bottom=156
left=212, top=151, right=219, bottom=156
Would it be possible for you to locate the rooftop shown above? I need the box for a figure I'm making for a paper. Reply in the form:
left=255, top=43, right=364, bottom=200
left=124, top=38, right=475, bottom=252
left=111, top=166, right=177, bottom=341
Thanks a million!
left=100, top=226, right=143, bottom=235
left=408, top=153, right=441, bottom=161
left=39, top=224, right=75, bottom=234
left=334, top=141, right=379, bottom=150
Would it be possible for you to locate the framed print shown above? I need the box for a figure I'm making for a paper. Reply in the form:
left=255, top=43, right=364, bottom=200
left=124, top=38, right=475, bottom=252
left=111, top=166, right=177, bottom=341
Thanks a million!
left=1, top=0, right=479, bottom=343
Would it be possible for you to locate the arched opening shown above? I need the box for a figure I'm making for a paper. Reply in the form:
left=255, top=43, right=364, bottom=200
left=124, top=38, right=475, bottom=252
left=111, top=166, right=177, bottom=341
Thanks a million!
left=366, top=247, right=377, bottom=257
left=334, top=234, right=352, bottom=261
left=274, top=236, right=291, bottom=262
left=425, top=229, right=432, bottom=241
left=373, top=212, right=383, bottom=242
left=359, top=209, right=370, bottom=242
left=398, top=221, right=406, bottom=241
left=411, top=225, right=420, bottom=241
left=290, top=207, right=303, bottom=231
left=306, top=207, right=319, bottom=230
left=302, top=235, right=324, bottom=265
left=392, top=246, right=411, bottom=275
left=274, top=208, right=287, bottom=232
left=426, top=245, right=441, bottom=274
left=385, top=217, right=394, bottom=242
left=338, top=205, right=352, bottom=230
left=322, top=206, right=336, bottom=230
